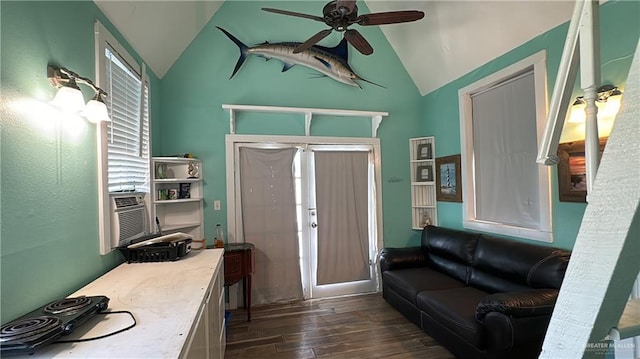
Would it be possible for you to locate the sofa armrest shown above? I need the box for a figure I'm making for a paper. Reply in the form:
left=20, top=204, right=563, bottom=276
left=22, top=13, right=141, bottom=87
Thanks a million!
left=483, top=312, right=553, bottom=359
left=379, top=247, right=426, bottom=273
left=475, top=289, right=558, bottom=321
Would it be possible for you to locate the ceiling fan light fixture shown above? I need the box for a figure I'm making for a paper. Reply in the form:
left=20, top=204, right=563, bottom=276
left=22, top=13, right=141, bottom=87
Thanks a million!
left=262, top=0, right=425, bottom=56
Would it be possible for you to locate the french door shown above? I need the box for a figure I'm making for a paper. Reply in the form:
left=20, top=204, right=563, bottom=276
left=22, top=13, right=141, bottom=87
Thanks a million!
left=300, top=146, right=378, bottom=298
left=226, top=135, right=382, bottom=303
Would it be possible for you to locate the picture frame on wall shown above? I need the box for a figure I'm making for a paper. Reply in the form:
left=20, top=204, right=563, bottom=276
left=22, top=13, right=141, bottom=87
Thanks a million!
left=436, top=154, right=462, bottom=202
left=417, top=143, right=433, bottom=160
left=416, top=165, right=434, bottom=182
left=557, top=138, right=607, bottom=203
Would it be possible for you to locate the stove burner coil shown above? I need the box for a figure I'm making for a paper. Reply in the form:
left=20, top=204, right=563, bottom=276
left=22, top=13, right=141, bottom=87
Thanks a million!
left=0, top=316, right=62, bottom=342
left=44, top=296, right=91, bottom=315
left=1, top=295, right=110, bottom=356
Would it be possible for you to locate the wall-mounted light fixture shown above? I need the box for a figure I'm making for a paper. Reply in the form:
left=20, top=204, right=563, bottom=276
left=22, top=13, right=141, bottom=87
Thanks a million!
left=568, top=84, right=623, bottom=123
left=47, top=65, right=110, bottom=123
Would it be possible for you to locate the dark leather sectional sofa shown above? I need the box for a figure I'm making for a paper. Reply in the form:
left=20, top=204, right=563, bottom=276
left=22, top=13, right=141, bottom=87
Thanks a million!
left=379, top=225, right=571, bottom=359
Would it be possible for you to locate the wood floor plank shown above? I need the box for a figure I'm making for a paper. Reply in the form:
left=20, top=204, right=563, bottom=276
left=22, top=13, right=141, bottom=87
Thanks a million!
left=225, top=293, right=454, bottom=359
left=314, top=338, right=437, bottom=359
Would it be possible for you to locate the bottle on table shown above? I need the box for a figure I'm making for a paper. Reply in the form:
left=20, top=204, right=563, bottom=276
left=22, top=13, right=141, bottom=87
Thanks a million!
left=214, top=224, right=224, bottom=248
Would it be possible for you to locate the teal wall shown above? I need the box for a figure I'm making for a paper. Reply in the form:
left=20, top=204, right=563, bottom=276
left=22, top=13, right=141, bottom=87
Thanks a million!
left=421, top=0, right=639, bottom=250
left=158, top=1, right=424, bottom=247
left=0, top=1, right=160, bottom=322
left=1, top=0, right=636, bottom=327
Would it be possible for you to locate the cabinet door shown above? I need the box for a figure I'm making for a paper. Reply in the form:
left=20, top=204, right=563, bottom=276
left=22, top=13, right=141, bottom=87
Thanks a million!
left=208, top=268, right=225, bottom=359
left=185, top=302, right=207, bottom=359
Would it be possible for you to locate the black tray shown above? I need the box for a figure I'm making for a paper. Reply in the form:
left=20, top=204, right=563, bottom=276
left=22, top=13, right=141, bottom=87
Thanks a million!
left=117, top=238, right=192, bottom=263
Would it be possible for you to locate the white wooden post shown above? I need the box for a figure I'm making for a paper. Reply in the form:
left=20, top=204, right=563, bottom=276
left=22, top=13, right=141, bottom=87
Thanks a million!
left=536, top=0, right=585, bottom=166
left=579, top=1, right=601, bottom=198
left=540, top=39, right=640, bottom=359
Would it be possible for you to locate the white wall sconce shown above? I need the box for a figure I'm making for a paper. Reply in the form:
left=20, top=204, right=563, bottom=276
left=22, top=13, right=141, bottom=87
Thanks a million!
left=561, top=84, right=623, bottom=143
left=47, top=65, right=111, bottom=123
left=568, top=84, right=623, bottom=123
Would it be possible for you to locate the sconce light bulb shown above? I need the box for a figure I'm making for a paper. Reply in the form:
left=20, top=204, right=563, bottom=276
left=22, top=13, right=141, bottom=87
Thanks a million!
left=83, top=97, right=111, bottom=123
left=50, top=79, right=85, bottom=114
left=568, top=98, right=587, bottom=123
left=599, top=94, right=622, bottom=119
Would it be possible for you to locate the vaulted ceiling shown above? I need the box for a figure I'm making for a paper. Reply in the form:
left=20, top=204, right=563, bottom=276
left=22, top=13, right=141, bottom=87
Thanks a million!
left=94, top=1, right=576, bottom=95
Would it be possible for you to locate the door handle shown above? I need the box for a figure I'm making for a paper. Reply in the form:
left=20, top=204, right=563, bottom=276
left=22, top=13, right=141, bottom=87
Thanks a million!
left=311, top=222, right=318, bottom=228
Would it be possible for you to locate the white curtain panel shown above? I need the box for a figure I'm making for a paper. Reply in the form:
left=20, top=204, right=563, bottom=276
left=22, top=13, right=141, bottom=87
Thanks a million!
left=471, top=71, right=540, bottom=229
left=314, top=151, right=370, bottom=285
left=239, top=148, right=303, bottom=305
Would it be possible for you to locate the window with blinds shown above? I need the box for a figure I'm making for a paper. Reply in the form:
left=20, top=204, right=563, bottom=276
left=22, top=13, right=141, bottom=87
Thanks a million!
left=95, top=20, right=152, bottom=254
left=458, top=51, right=552, bottom=242
left=104, top=46, right=150, bottom=193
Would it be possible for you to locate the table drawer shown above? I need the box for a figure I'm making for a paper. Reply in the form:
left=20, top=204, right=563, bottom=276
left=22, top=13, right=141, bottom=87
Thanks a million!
left=224, top=253, right=243, bottom=275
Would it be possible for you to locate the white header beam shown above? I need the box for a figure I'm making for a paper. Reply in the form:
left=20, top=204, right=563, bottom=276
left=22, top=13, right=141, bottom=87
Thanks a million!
left=222, top=104, right=388, bottom=138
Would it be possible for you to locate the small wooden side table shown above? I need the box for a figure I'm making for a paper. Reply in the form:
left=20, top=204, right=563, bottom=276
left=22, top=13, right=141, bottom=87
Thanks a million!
left=223, top=242, right=255, bottom=321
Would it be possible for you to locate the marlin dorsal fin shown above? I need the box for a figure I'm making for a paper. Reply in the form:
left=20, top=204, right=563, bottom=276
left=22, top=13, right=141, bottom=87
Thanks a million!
left=328, top=38, right=349, bottom=61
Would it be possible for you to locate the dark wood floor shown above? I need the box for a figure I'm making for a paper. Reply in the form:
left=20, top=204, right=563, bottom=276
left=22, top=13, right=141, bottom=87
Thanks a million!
left=225, top=293, right=455, bottom=358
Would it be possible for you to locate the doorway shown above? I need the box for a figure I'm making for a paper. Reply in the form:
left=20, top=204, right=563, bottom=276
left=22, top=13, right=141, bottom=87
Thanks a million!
left=226, top=135, right=382, bottom=305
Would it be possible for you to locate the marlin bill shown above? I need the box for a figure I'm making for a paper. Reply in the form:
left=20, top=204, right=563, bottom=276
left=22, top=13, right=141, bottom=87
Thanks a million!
left=217, top=27, right=382, bottom=89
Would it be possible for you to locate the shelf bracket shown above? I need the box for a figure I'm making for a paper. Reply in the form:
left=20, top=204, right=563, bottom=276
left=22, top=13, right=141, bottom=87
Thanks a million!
left=305, top=112, right=312, bottom=136
left=372, top=115, right=383, bottom=138
left=229, top=108, right=236, bottom=134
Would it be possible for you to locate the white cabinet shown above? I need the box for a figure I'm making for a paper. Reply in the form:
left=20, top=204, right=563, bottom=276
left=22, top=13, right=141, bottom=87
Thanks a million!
left=410, top=137, right=438, bottom=229
left=185, top=260, right=225, bottom=359
left=151, top=157, right=204, bottom=241
left=185, top=302, right=208, bottom=359
left=208, top=262, right=226, bottom=359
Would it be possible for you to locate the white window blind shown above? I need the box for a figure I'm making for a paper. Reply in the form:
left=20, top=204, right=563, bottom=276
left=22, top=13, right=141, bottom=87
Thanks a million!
left=459, top=51, right=552, bottom=242
left=471, top=70, right=540, bottom=229
left=104, top=46, right=150, bottom=193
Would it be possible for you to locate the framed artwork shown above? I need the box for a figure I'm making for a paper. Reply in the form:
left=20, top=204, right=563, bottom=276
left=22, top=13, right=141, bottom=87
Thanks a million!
left=557, top=138, right=607, bottom=203
left=417, top=143, right=433, bottom=160
left=436, top=154, right=462, bottom=202
left=416, top=165, right=434, bottom=182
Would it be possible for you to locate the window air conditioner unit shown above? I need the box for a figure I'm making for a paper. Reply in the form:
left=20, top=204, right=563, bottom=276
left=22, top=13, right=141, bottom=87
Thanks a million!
left=110, top=192, right=149, bottom=249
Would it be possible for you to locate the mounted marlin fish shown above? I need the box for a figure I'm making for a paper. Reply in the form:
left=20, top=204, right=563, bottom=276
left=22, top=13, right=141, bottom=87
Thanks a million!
left=216, top=27, right=381, bottom=88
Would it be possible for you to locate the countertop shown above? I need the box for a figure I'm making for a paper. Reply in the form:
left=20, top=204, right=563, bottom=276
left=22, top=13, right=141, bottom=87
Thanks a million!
left=16, top=249, right=224, bottom=358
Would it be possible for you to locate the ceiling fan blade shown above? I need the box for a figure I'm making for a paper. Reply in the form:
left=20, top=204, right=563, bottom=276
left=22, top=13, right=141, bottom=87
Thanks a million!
left=344, top=29, right=373, bottom=55
left=336, top=0, right=357, bottom=15
left=262, top=8, right=325, bottom=22
left=294, top=29, right=333, bottom=53
left=356, top=10, right=425, bottom=26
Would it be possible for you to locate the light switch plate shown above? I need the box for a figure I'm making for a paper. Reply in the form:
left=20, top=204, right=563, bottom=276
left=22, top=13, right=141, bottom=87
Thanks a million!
left=214, top=200, right=221, bottom=211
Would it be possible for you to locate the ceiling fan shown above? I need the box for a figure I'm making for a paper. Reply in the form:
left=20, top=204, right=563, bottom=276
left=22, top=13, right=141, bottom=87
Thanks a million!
left=262, top=0, right=425, bottom=55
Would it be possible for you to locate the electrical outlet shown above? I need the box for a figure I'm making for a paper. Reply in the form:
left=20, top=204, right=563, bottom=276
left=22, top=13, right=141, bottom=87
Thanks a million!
left=214, top=200, right=221, bottom=211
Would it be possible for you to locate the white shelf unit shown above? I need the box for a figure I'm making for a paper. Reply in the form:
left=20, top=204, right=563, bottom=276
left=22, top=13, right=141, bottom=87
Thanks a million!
left=151, top=157, right=204, bottom=240
left=410, top=137, right=438, bottom=229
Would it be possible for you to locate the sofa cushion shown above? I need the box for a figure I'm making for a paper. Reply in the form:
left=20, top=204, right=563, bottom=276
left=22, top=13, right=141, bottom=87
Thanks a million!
left=416, top=287, right=490, bottom=348
left=383, top=267, right=466, bottom=304
left=470, top=235, right=571, bottom=291
left=468, top=269, right=532, bottom=294
left=422, top=226, right=480, bottom=282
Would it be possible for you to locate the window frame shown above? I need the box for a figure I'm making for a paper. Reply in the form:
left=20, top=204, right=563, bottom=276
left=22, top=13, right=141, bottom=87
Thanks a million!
left=458, top=50, right=553, bottom=242
left=94, top=20, right=151, bottom=254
